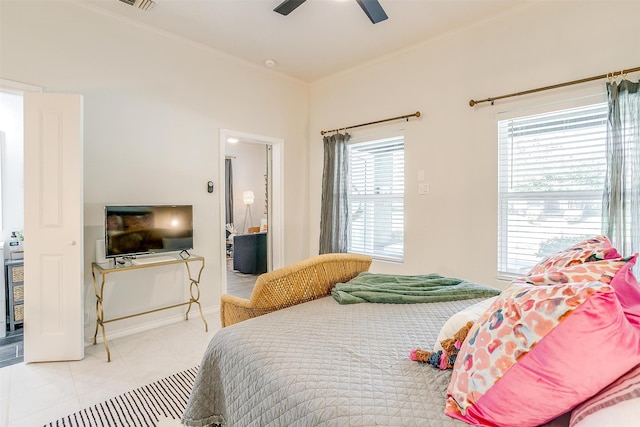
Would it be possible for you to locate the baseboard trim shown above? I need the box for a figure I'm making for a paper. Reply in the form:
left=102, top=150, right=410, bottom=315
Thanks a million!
left=86, top=304, right=220, bottom=345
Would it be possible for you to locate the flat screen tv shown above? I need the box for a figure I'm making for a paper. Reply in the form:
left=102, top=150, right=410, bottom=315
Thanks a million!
left=104, top=205, right=193, bottom=258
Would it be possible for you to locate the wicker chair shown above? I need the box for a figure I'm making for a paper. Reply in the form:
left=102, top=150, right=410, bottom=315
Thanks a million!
left=221, top=253, right=372, bottom=327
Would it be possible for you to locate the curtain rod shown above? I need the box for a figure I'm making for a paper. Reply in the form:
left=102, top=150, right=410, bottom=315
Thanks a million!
left=469, top=66, right=640, bottom=107
left=320, top=111, right=421, bottom=135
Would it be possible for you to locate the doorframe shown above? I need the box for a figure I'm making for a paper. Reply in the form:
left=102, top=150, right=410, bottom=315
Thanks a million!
left=219, top=129, right=284, bottom=295
left=0, top=79, right=42, bottom=232
left=0, top=79, right=42, bottom=358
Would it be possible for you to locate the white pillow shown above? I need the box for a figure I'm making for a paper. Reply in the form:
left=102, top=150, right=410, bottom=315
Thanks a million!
left=569, top=363, right=640, bottom=427
left=433, top=296, right=498, bottom=351
left=571, top=398, right=639, bottom=427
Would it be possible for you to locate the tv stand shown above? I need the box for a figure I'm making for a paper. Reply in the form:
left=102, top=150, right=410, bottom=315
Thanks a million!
left=91, top=253, right=207, bottom=362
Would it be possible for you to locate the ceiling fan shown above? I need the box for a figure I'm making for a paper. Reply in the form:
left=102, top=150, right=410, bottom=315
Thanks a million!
left=274, top=0, right=388, bottom=24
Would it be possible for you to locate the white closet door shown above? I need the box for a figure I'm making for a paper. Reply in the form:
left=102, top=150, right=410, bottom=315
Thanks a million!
left=23, top=93, right=84, bottom=362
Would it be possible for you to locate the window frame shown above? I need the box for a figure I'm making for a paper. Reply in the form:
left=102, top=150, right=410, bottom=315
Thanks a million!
left=497, top=100, right=609, bottom=277
left=346, top=132, right=405, bottom=262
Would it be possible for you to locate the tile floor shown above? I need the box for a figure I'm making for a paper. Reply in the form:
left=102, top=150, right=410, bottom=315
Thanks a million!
left=225, top=270, right=258, bottom=300
left=0, top=270, right=257, bottom=427
left=0, top=329, right=23, bottom=368
left=0, top=311, right=220, bottom=427
left=0, top=271, right=256, bottom=427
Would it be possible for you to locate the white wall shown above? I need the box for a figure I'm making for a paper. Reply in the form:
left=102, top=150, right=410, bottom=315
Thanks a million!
left=0, top=0, right=309, bottom=340
left=2, top=0, right=638, bottom=343
left=309, top=0, right=640, bottom=287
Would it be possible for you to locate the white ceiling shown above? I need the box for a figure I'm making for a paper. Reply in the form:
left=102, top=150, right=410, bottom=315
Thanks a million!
left=82, top=0, right=531, bottom=83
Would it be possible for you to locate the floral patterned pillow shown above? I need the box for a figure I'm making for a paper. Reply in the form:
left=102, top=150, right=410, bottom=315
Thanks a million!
left=527, top=235, right=620, bottom=276
left=522, top=256, right=634, bottom=286
left=523, top=254, right=640, bottom=328
left=567, top=235, right=616, bottom=251
left=445, top=280, right=640, bottom=426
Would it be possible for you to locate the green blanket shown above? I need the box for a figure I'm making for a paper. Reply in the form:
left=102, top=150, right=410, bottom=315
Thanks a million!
left=331, top=272, right=500, bottom=304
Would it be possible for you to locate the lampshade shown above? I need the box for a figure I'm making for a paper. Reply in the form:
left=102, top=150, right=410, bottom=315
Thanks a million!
left=243, top=191, right=255, bottom=205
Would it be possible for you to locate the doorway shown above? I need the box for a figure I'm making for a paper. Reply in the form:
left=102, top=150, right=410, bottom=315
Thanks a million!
left=0, top=80, right=33, bottom=367
left=0, top=81, right=84, bottom=366
left=219, top=129, right=284, bottom=298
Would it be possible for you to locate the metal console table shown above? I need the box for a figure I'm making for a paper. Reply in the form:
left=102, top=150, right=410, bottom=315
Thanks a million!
left=91, top=253, right=208, bottom=362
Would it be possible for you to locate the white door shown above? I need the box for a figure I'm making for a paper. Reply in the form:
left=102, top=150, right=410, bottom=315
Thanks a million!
left=23, top=93, right=84, bottom=362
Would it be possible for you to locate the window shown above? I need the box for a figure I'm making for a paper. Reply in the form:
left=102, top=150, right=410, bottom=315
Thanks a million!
left=498, top=102, right=608, bottom=276
left=347, top=135, right=404, bottom=261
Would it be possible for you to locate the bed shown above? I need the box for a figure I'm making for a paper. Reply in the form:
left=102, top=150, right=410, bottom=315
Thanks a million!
left=182, top=295, right=485, bottom=426
left=183, top=238, right=640, bottom=427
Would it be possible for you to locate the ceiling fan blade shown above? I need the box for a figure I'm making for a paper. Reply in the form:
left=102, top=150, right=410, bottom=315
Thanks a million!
left=356, top=0, right=388, bottom=24
left=273, top=0, right=307, bottom=16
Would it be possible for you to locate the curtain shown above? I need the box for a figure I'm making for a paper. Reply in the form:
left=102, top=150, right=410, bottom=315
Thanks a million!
left=225, top=158, right=234, bottom=226
left=602, top=78, right=640, bottom=256
left=319, top=132, right=350, bottom=254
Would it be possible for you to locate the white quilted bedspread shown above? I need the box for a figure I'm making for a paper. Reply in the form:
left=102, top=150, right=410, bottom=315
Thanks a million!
left=182, top=296, right=486, bottom=427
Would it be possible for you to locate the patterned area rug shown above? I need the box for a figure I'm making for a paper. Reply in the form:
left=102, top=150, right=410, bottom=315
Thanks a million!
left=43, top=366, right=198, bottom=427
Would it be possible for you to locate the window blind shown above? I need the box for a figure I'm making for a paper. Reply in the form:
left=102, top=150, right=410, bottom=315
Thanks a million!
left=347, top=135, right=404, bottom=261
left=498, top=102, right=608, bottom=276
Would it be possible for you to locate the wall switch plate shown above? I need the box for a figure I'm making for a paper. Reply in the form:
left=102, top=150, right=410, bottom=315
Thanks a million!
left=418, top=183, right=430, bottom=195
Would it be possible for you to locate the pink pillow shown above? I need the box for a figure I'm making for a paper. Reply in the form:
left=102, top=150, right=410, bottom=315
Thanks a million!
left=445, top=280, right=640, bottom=426
left=609, top=255, right=640, bottom=328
